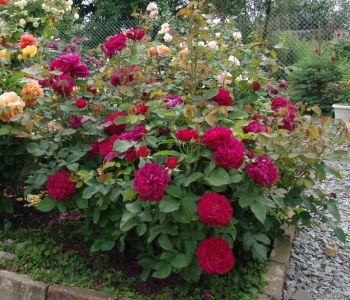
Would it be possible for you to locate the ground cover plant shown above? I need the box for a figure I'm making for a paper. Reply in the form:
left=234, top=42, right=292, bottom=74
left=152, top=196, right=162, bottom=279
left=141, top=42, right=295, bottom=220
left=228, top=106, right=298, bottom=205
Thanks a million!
left=0, top=0, right=349, bottom=298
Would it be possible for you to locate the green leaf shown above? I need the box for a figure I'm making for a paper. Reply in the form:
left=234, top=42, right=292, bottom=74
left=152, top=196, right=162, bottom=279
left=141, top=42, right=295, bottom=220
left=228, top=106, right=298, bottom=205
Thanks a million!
left=37, top=197, right=57, bottom=212
left=82, top=186, right=99, bottom=199
left=120, top=218, right=138, bottom=231
left=138, top=210, right=152, bottom=222
left=159, top=196, right=180, bottom=213
left=113, top=140, right=137, bottom=152
left=204, top=167, right=230, bottom=186
left=153, top=150, right=181, bottom=157
left=113, top=115, right=127, bottom=125
left=183, top=172, right=203, bottom=187
left=61, top=128, right=77, bottom=136
left=204, top=89, right=218, bottom=100
left=153, top=262, right=172, bottom=279
left=125, top=201, right=142, bottom=213
left=148, top=226, right=161, bottom=243
left=123, top=189, right=138, bottom=201
left=101, top=240, right=115, bottom=251
left=185, top=238, right=197, bottom=254
left=250, top=202, right=266, bottom=223
left=335, top=227, right=346, bottom=243
left=239, top=194, right=254, bottom=208
left=252, top=242, right=268, bottom=261
left=26, top=143, right=45, bottom=156
left=92, top=208, right=100, bottom=224
left=57, top=201, right=66, bottom=213
left=327, top=200, right=340, bottom=221
left=171, top=254, right=193, bottom=268
left=166, top=185, right=183, bottom=198
left=76, top=197, right=89, bottom=209
left=158, top=234, right=173, bottom=251
left=137, top=223, right=147, bottom=236
left=90, top=240, right=103, bottom=252
left=254, top=233, right=270, bottom=245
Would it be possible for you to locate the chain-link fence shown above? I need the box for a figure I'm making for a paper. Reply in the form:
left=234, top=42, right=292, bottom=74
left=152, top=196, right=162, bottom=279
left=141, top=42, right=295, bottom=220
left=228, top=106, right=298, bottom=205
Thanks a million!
left=57, top=13, right=350, bottom=68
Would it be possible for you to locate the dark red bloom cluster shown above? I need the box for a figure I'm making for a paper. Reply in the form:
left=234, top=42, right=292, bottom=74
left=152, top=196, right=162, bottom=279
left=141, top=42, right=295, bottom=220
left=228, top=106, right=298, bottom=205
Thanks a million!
left=210, top=88, right=233, bottom=106
left=69, top=115, right=84, bottom=129
left=103, top=112, right=127, bottom=135
left=98, top=135, right=119, bottom=157
left=130, top=104, right=149, bottom=115
left=119, top=125, right=148, bottom=142
left=269, top=88, right=279, bottom=94
left=46, top=170, right=76, bottom=202
left=51, top=74, right=75, bottom=95
left=196, top=237, right=234, bottom=275
left=126, top=29, right=146, bottom=41
left=50, top=53, right=90, bottom=78
left=125, top=147, right=137, bottom=163
left=271, top=97, right=297, bottom=131
left=101, top=34, right=127, bottom=58
left=133, top=163, right=171, bottom=202
left=243, top=121, right=269, bottom=134
left=110, top=66, right=140, bottom=86
left=136, top=146, right=151, bottom=158
left=176, top=129, right=199, bottom=143
left=246, top=156, right=279, bottom=186
left=203, top=126, right=246, bottom=169
left=197, top=192, right=233, bottom=227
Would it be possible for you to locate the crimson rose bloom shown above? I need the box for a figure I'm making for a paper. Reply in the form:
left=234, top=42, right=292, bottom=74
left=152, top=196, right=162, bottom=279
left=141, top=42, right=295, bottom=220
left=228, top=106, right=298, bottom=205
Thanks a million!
left=197, top=192, right=233, bottom=227
left=210, top=88, right=233, bottom=106
left=76, top=98, right=87, bottom=109
left=213, top=138, right=246, bottom=169
left=176, top=129, right=199, bottom=143
left=130, top=104, right=149, bottom=115
left=69, top=115, right=83, bottom=129
left=126, top=29, right=146, bottom=41
left=133, top=163, right=171, bottom=202
left=87, top=140, right=100, bottom=158
left=196, top=237, right=234, bottom=275
left=51, top=74, right=75, bottom=95
left=243, top=121, right=269, bottom=134
left=110, top=66, right=140, bottom=86
left=164, top=94, right=183, bottom=108
left=137, top=146, right=151, bottom=157
left=99, top=135, right=119, bottom=157
left=252, top=82, right=260, bottom=91
left=102, top=34, right=127, bottom=58
left=125, top=147, right=137, bottom=163
left=119, top=125, right=148, bottom=142
left=246, top=156, right=279, bottom=186
left=46, top=170, right=76, bottom=202
left=202, top=126, right=233, bottom=150
left=271, top=97, right=297, bottom=131
left=166, top=157, right=178, bottom=169
left=104, top=112, right=127, bottom=135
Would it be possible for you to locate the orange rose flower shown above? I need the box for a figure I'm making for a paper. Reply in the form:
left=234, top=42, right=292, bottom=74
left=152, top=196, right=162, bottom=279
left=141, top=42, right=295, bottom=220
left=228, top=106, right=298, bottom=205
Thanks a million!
left=0, top=0, right=11, bottom=5
left=157, top=45, right=171, bottom=57
left=0, top=92, right=25, bottom=122
left=147, top=46, right=158, bottom=57
left=19, top=34, right=37, bottom=49
left=21, top=80, right=44, bottom=106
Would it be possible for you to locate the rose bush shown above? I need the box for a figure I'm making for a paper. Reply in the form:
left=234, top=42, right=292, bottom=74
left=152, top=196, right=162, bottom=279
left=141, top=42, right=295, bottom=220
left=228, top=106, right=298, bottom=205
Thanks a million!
left=0, top=0, right=349, bottom=283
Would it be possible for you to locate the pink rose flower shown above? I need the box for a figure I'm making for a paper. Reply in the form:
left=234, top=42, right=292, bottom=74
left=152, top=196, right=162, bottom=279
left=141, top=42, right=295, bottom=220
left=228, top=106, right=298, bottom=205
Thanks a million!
left=46, top=170, right=76, bottom=202
left=103, top=112, right=127, bottom=135
left=133, top=163, right=171, bottom=202
left=213, top=137, right=246, bottom=169
left=101, top=34, right=127, bottom=58
left=246, top=156, right=279, bottom=186
left=197, top=192, right=233, bottom=227
left=51, top=74, right=75, bottom=95
left=196, top=237, right=234, bottom=275
left=202, top=126, right=233, bottom=150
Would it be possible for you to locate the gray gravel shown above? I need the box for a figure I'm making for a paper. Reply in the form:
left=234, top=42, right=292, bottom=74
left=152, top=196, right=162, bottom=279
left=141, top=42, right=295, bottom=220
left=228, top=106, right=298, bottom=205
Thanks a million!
left=284, top=146, right=350, bottom=300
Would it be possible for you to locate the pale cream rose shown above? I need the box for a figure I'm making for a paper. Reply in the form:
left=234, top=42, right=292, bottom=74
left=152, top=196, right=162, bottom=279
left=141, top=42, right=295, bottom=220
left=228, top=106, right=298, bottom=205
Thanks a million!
left=157, top=45, right=171, bottom=56
left=233, top=32, right=242, bottom=40
left=218, top=72, right=232, bottom=85
left=180, top=47, right=189, bottom=60
left=207, top=40, right=218, bottom=50
left=21, top=80, right=44, bottom=106
left=0, top=92, right=25, bottom=122
left=164, top=32, right=173, bottom=42
left=146, top=2, right=158, bottom=11
left=228, top=55, right=240, bottom=66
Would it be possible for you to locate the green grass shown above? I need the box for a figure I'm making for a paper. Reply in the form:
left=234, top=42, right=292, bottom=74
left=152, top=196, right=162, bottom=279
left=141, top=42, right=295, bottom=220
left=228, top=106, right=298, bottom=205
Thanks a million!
left=0, top=222, right=268, bottom=300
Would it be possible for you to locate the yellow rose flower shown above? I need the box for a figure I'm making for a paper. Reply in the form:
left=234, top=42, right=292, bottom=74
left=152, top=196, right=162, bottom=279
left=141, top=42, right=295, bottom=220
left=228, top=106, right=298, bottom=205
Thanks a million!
left=18, top=45, right=37, bottom=59
left=0, top=49, right=11, bottom=58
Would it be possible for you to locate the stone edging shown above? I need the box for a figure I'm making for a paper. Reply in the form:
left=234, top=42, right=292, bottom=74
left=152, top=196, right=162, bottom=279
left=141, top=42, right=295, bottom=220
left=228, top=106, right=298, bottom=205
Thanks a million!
left=0, top=227, right=295, bottom=300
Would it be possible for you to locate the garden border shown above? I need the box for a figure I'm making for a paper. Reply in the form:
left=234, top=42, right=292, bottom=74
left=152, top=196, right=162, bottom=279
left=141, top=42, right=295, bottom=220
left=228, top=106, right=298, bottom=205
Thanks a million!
left=0, top=226, right=294, bottom=300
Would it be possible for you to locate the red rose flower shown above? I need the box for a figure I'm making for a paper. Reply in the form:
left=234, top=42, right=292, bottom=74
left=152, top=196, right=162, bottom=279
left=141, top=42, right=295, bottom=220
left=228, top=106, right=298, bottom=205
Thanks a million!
left=331, top=56, right=335, bottom=61
left=130, top=104, right=149, bottom=115
left=247, top=150, right=255, bottom=159
left=87, top=85, right=98, bottom=95
left=176, top=129, right=199, bottom=143
left=252, top=82, right=261, bottom=91
left=87, top=140, right=100, bottom=158
left=76, top=98, right=87, bottom=109
left=20, top=34, right=37, bottom=49
left=314, top=48, right=319, bottom=53
left=126, top=29, right=146, bottom=41
left=202, top=126, right=233, bottom=150
left=197, top=192, right=233, bottom=227
left=246, top=156, right=279, bottom=186
left=210, top=88, right=233, bottom=106
left=46, top=170, right=76, bottom=202
left=125, top=147, right=137, bottom=163
left=98, top=135, right=119, bottom=157
left=51, top=74, right=75, bottom=95
left=101, top=34, right=127, bottom=58
left=213, top=137, right=246, bottom=169
left=269, top=88, right=279, bottom=94
left=110, top=66, right=140, bottom=86
left=243, top=121, right=269, bottom=134
left=196, top=237, right=234, bottom=275
left=166, top=157, right=178, bottom=169
left=251, top=114, right=260, bottom=120
left=136, top=146, right=151, bottom=158
left=119, top=125, right=148, bottom=142
left=133, top=163, right=171, bottom=202
left=103, top=112, right=127, bottom=135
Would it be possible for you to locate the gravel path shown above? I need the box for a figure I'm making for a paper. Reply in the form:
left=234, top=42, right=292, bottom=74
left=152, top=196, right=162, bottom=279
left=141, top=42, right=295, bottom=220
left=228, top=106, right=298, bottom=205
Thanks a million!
left=283, top=146, right=350, bottom=300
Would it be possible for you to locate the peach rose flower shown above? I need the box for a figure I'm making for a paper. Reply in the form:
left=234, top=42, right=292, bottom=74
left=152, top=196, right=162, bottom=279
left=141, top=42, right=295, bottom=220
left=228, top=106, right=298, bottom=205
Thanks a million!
left=0, top=92, right=25, bottom=122
left=157, top=45, right=171, bottom=57
left=147, top=46, right=158, bottom=57
left=21, top=80, right=44, bottom=106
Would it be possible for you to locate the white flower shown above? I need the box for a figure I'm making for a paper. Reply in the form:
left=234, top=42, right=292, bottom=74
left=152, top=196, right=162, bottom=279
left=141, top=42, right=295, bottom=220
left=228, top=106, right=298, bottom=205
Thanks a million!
left=215, top=32, right=221, bottom=39
left=159, top=23, right=170, bottom=34
left=212, top=18, right=221, bottom=25
left=67, top=0, right=73, bottom=5
left=206, top=19, right=213, bottom=25
left=203, top=27, right=209, bottom=31
left=218, top=72, right=232, bottom=85
left=198, top=41, right=205, bottom=47
left=225, top=18, right=230, bottom=24
left=233, top=31, right=242, bottom=40
left=19, top=19, right=26, bottom=26
left=147, top=2, right=158, bottom=12
left=207, top=40, right=218, bottom=50
left=149, top=10, right=158, bottom=18
left=236, top=75, right=252, bottom=82
left=228, top=55, right=240, bottom=66
left=74, top=13, right=79, bottom=20
left=33, top=22, right=39, bottom=28
left=179, top=42, right=187, bottom=49
left=164, top=32, right=173, bottom=42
